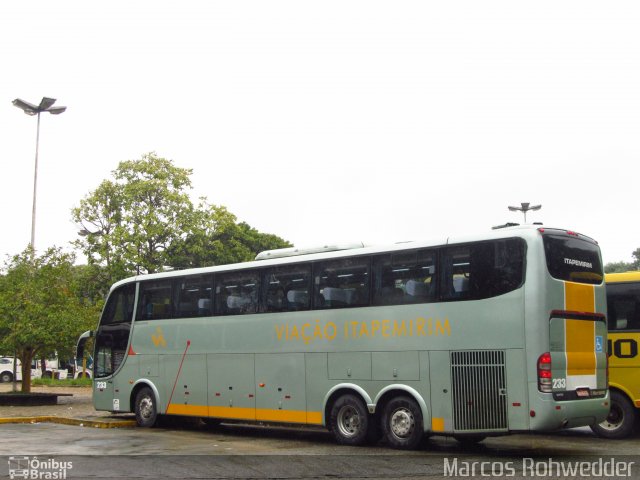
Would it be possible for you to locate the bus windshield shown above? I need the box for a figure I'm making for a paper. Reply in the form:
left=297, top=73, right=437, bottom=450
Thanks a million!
left=541, top=229, right=603, bottom=284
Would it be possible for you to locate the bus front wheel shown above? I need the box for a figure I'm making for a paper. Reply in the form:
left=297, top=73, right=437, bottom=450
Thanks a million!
left=134, top=387, right=158, bottom=428
left=590, top=390, right=636, bottom=439
left=329, top=394, right=370, bottom=446
left=382, top=396, right=423, bottom=449
left=0, top=372, right=12, bottom=383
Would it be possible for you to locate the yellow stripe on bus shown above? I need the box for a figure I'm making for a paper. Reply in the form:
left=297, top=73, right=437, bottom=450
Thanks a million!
left=166, top=403, right=323, bottom=425
left=564, top=282, right=596, bottom=376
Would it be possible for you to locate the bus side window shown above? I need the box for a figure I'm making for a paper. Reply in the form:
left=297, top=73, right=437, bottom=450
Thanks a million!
left=608, top=297, right=635, bottom=330
left=607, top=282, right=640, bottom=331
left=441, top=239, right=524, bottom=301
left=263, top=264, right=311, bottom=312
left=314, top=257, right=370, bottom=309
left=137, top=280, right=173, bottom=320
left=215, top=271, right=260, bottom=315
left=372, top=250, right=436, bottom=306
left=173, top=275, right=213, bottom=318
left=441, top=246, right=472, bottom=300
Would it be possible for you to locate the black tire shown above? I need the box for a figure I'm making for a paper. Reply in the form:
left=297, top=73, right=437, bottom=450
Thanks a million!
left=134, top=387, right=158, bottom=428
left=42, top=371, right=53, bottom=379
left=0, top=372, right=13, bottom=383
left=382, top=396, right=424, bottom=450
left=590, top=390, right=636, bottom=439
left=329, top=394, right=370, bottom=446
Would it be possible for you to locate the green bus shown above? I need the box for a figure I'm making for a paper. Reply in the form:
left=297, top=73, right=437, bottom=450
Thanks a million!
left=78, top=225, right=609, bottom=449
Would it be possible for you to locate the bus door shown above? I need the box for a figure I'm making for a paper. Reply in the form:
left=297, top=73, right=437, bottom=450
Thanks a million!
left=93, top=283, right=136, bottom=412
left=94, top=347, right=116, bottom=411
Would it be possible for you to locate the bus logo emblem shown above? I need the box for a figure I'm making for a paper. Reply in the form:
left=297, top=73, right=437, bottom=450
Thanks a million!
left=152, top=327, right=167, bottom=348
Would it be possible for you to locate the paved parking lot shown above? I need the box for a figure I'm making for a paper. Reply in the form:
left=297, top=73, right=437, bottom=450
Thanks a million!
left=2, top=385, right=640, bottom=479
left=2, top=420, right=640, bottom=479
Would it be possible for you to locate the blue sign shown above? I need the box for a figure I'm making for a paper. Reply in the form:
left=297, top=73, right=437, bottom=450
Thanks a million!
left=595, top=335, right=604, bottom=353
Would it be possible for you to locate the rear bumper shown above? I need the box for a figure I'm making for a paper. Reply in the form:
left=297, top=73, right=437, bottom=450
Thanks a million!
left=527, top=384, right=610, bottom=431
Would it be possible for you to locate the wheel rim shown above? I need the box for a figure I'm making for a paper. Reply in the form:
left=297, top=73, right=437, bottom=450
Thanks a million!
left=337, top=405, right=361, bottom=438
left=139, top=395, right=154, bottom=420
left=390, top=407, right=415, bottom=439
left=599, top=403, right=624, bottom=431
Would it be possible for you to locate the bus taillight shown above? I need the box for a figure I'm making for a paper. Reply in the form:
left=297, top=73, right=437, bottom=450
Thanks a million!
left=538, top=352, right=552, bottom=393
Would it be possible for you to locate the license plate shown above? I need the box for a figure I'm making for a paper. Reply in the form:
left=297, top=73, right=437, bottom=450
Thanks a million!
left=576, top=388, right=590, bottom=398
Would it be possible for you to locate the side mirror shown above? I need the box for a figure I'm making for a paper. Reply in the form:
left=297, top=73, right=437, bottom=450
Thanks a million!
left=75, top=330, right=94, bottom=360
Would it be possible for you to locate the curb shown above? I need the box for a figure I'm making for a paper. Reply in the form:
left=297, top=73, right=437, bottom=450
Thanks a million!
left=0, top=416, right=136, bottom=428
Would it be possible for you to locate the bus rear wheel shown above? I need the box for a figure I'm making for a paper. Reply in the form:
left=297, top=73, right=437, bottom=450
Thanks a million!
left=329, top=394, right=370, bottom=446
left=0, top=372, right=13, bottom=383
left=590, top=391, right=636, bottom=439
left=135, top=387, right=158, bottom=428
left=382, top=396, right=423, bottom=450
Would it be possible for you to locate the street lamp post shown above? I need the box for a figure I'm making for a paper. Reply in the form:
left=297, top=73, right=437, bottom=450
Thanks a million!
left=508, top=202, right=541, bottom=223
left=12, top=97, right=67, bottom=250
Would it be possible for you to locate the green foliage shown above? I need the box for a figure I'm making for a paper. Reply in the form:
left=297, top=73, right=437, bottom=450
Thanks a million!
left=32, top=377, right=92, bottom=387
left=0, top=247, right=100, bottom=392
left=72, top=152, right=194, bottom=276
left=605, top=248, right=640, bottom=273
left=168, top=200, right=291, bottom=269
left=73, top=153, right=291, bottom=281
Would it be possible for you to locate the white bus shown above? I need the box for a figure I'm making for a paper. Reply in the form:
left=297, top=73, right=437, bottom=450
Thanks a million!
left=80, top=225, right=609, bottom=449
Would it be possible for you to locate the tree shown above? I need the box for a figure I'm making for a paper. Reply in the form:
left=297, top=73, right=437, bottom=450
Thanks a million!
left=73, top=153, right=291, bottom=280
left=73, top=152, right=195, bottom=277
left=605, top=248, right=640, bottom=273
left=167, top=200, right=291, bottom=269
left=0, top=247, right=99, bottom=392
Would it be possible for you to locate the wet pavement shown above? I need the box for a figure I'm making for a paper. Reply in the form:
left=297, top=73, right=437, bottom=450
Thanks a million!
left=2, top=385, right=640, bottom=478
left=1, top=420, right=640, bottom=479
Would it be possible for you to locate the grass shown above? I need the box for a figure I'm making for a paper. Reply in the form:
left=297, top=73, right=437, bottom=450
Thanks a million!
left=32, top=377, right=92, bottom=387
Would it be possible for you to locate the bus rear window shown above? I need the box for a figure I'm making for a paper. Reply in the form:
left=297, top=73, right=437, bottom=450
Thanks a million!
left=542, top=231, right=603, bottom=285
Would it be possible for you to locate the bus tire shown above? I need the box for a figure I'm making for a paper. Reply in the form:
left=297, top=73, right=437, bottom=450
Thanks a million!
left=590, top=390, right=636, bottom=439
left=329, top=394, right=370, bottom=446
left=0, top=372, right=12, bottom=383
left=135, top=387, right=158, bottom=428
left=382, top=396, right=423, bottom=450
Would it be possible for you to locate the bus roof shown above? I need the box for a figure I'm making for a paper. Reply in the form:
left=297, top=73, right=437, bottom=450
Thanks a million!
left=605, top=271, right=640, bottom=283
left=109, top=224, right=593, bottom=291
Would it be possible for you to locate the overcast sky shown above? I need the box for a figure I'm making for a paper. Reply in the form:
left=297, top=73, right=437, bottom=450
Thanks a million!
left=1, top=1, right=639, bottom=266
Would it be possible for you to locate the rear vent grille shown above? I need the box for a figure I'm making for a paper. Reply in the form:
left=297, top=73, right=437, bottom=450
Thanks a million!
left=451, top=350, right=508, bottom=431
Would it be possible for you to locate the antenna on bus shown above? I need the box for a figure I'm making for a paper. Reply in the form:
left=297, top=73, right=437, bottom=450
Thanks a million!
left=508, top=202, right=541, bottom=224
